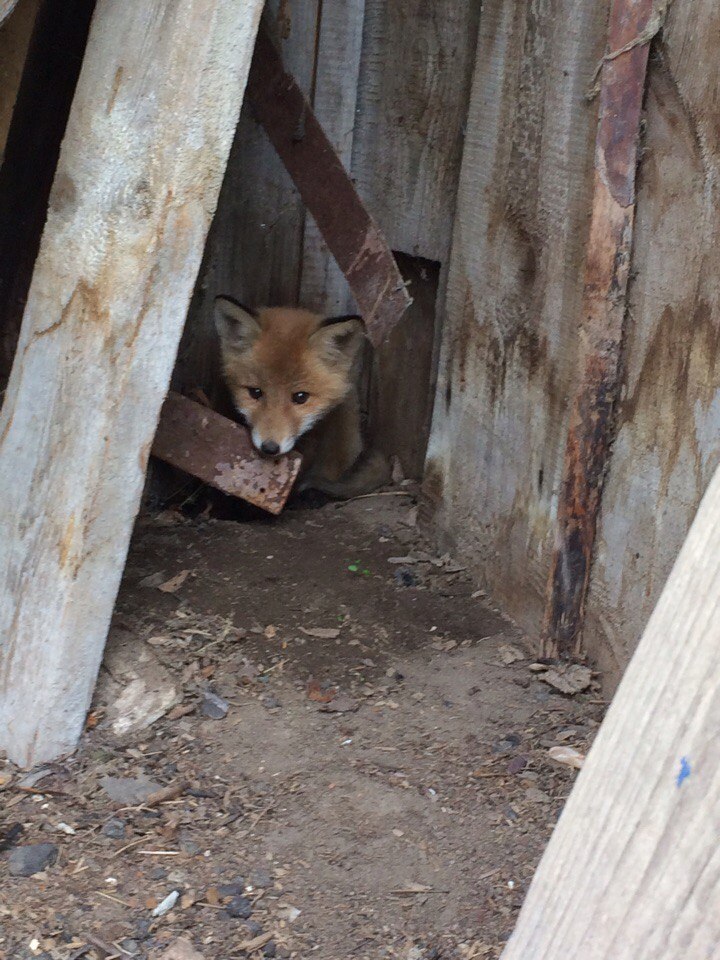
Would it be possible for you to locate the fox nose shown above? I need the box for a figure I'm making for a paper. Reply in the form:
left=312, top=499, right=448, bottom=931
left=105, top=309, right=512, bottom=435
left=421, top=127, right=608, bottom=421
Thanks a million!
left=260, top=440, right=280, bottom=456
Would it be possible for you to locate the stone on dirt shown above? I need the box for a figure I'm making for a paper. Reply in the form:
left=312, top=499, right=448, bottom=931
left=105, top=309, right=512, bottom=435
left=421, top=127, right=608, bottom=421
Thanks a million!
left=8, top=843, right=58, bottom=876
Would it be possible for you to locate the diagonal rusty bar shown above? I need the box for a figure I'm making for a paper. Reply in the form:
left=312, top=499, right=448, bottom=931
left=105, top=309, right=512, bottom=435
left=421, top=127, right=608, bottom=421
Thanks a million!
left=246, top=25, right=411, bottom=347
left=542, top=0, right=656, bottom=657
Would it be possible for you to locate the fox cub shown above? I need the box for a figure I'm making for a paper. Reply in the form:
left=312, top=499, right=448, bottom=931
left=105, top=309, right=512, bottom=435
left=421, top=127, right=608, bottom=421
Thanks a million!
left=214, top=296, right=390, bottom=499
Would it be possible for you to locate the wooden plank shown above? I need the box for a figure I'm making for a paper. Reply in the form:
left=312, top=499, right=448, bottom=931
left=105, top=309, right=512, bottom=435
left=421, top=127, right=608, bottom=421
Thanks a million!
left=152, top=393, right=301, bottom=515
left=0, top=0, right=264, bottom=767
left=246, top=25, right=411, bottom=347
left=541, top=0, right=655, bottom=658
left=175, top=0, right=319, bottom=401
left=422, top=0, right=610, bottom=635
left=351, top=0, right=481, bottom=263
left=584, top=0, right=720, bottom=681
left=299, top=0, right=365, bottom=316
left=0, top=0, right=95, bottom=390
left=501, top=459, right=720, bottom=959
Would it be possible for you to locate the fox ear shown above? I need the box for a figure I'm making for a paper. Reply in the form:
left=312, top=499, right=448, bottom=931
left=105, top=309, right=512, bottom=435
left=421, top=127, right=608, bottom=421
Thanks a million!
left=214, top=296, right=260, bottom=351
left=310, top=314, right=365, bottom=365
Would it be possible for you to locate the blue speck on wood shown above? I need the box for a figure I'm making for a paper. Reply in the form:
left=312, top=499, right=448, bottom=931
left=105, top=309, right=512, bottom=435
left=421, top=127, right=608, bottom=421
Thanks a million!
left=676, top=756, right=691, bottom=788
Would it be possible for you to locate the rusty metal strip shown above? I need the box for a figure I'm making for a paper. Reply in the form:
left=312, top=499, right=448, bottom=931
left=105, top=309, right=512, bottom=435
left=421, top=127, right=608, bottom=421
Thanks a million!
left=151, top=392, right=301, bottom=515
left=246, top=25, right=411, bottom=347
left=542, top=0, right=655, bottom=657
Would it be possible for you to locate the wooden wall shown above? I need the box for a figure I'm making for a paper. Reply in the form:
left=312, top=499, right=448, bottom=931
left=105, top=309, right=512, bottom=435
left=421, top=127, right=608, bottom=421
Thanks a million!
left=423, top=0, right=610, bottom=634
left=178, top=0, right=481, bottom=476
left=584, top=0, right=720, bottom=677
left=424, top=0, right=720, bottom=681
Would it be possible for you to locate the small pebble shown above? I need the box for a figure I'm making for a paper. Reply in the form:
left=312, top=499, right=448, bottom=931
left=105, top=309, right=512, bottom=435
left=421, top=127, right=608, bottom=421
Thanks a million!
left=201, top=691, right=229, bottom=720
left=394, top=567, right=418, bottom=588
left=9, top=844, right=58, bottom=877
left=102, top=818, right=126, bottom=840
left=218, top=878, right=245, bottom=898
left=225, top=895, right=253, bottom=919
left=249, top=868, right=272, bottom=889
left=242, top=920, right=263, bottom=938
left=263, top=943, right=277, bottom=958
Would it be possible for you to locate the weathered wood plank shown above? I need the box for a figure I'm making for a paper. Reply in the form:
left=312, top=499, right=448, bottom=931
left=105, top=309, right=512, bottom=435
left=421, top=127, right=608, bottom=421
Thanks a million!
left=0, top=0, right=264, bottom=767
left=175, top=0, right=319, bottom=400
left=351, top=0, right=481, bottom=263
left=542, top=0, right=654, bottom=658
left=501, top=458, right=720, bottom=959
left=585, top=0, right=720, bottom=681
left=152, top=393, right=301, bottom=515
left=247, top=25, right=411, bottom=347
left=423, top=0, right=610, bottom=634
left=299, top=0, right=365, bottom=316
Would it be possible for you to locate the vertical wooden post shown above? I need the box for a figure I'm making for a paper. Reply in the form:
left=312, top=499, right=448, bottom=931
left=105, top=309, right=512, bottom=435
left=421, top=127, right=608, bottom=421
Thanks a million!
left=502, top=456, right=720, bottom=959
left=0, top=0, right=264, bottom=767
left=542, top=0, right=654, bottom=657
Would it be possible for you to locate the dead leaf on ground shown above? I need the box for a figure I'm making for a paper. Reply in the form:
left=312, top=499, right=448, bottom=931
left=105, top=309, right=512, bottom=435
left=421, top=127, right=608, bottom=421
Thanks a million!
left=299, top=626, right=340, bottom=639
left=548, top=745, right=585, bottom=769
left=541, top=663, right=592, bottom=695
left=159, top=938, right=205, bottom=960
left=498, top=643, right=526, bottom=665
left=307, top=678, right=338, bottom=703
left=158, top=570, right=191, bottom=593
left=319, top=694, right=359, bottom=714
left=237, top=932, right=274, bottom=952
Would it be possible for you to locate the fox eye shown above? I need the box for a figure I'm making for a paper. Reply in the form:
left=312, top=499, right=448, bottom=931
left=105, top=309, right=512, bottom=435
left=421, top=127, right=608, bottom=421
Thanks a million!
left=247, top=386, right=263, bottom=400
left=291, top=391, right=309, bottom=405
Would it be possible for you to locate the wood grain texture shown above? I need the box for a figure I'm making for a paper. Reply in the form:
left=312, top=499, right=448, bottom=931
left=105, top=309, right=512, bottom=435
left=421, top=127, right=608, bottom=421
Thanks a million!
left=351, top=0, right=481, bottom=263
left=0, top=0, right=264, bottom=766
left=300, top=0, right=365, bottom=317
left=175, top=0, right=319, bottom=399
left=423, top=0, right=609, bottom=635
left=585, top=0, right=720, bottom=681
left=501, top=459, right=720, bottom=959
left=247, top=26, right=411, bottom=347
left=542, top=0, right=653, bottom=657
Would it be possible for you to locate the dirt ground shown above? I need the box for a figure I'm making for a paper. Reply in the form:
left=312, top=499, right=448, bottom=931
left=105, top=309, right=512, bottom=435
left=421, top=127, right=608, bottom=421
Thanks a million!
left=1, top=492, right=604, bottom=960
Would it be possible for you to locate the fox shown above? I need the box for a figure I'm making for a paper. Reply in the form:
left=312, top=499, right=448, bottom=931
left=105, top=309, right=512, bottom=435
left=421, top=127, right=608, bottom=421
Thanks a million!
left=213, top=295, right=391, bottom=499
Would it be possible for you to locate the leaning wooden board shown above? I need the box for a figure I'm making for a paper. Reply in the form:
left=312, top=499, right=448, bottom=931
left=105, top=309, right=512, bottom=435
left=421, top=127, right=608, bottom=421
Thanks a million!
left=152, top=392, right=301, bottom=515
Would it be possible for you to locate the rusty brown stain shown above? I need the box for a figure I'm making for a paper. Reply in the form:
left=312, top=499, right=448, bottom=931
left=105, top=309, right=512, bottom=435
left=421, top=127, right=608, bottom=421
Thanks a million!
left=246, top=25, right=411, bottom=347
left=58, top=514, right=76, bottom=569
left=542, top=0, right=654, bottom=658
left=107, top=65, right=124, bottom=114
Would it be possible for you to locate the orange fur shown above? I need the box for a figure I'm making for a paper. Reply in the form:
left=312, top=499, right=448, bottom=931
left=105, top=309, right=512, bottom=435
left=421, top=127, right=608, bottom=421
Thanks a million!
left=214, top=298, right=390, bottom=497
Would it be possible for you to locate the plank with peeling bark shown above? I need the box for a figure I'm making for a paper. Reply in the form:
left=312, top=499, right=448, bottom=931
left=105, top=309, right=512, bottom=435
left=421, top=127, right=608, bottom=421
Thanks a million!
left=502, top=458, right=720, bottom=959
left=0, top=0, right=264, bottom=767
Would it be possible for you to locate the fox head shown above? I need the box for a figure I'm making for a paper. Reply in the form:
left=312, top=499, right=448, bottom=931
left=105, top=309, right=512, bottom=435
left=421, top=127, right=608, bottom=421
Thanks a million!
left=214, top=296, right=365, bottom=456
